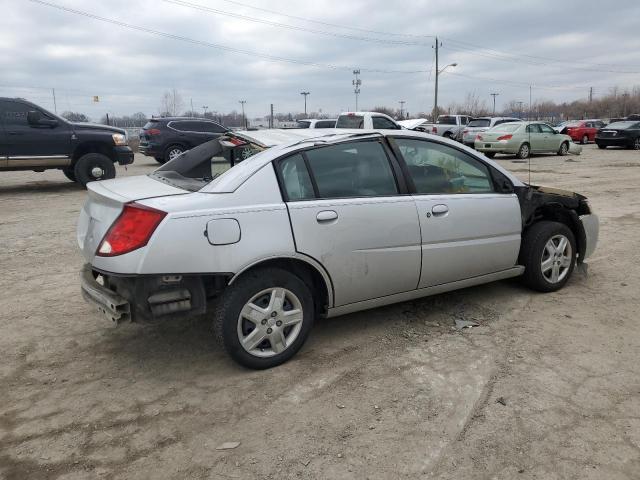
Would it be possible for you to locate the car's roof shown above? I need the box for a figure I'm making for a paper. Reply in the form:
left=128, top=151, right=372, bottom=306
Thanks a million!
left=201, top=129, right=525, bottom=193
left=149, top=117, right=222, bottom=122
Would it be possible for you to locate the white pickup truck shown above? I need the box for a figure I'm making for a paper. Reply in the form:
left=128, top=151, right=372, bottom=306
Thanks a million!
left=423, top=114, right=473, bottom=139
left=335, top=112, right=402, bottom=130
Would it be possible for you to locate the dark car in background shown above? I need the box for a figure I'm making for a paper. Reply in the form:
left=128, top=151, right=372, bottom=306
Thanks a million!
left=0, top=97, right=133, bottom=187
left=595, top=121, right=640, bottom=150
left=139, top=117, right=228, bottom=163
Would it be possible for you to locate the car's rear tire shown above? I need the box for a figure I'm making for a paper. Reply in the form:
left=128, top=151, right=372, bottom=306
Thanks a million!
left=62, top=166, right=77, bottom=182
left=633, top=137, right=640, bottom=150
left=213, top=268, right=315, bottom=369
left=597, top=143, right=607, bottom=149
left=484, top=152, right=496, bottom=158
left=557, top=141, right=569, bottom=156
left=519, top=221, right=576, bottom=292
left=73, top=153, right=116, bottom=188
left=443, top=132, right=452, bottom=139
left=516, top=143, right=530, bottom=159
left=164, top=145, right=185, bottom=163
left=581, top=134, right=589, bottom=145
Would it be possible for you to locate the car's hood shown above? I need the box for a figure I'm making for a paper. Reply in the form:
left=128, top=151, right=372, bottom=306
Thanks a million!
left=71, top=122, right=126, bottom=135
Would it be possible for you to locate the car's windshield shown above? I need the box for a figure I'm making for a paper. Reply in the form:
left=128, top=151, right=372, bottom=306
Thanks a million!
left=489, top=123, right=522, bottom=133
left=149, top=137, right=263, bottom=191
left=336, top=115, right=364, bottom=128
left=467, top=119, right=490, bottom=128
left=606, top=121, right=637, bottom=129
left=436, top=116, right=456, bottom=125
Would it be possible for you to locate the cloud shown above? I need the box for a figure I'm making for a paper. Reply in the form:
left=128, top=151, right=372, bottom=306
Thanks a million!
left=2, top=0, right=639, bottom=119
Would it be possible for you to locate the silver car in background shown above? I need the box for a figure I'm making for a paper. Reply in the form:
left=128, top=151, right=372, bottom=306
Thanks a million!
left=462, top=117, right=523, bottom=147
left=78, top=129, right=598, bottom=369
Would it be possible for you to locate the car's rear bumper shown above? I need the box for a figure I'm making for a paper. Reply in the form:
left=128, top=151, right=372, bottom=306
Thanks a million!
left=595, top=137, right=631, bottom=147
left=474, top=142, right=518, bottom=154
left=115, top=146, right=135, bottom=165
left=80, top=264, right=131, bottom=323
left=579, top=214, right=599, bottom=260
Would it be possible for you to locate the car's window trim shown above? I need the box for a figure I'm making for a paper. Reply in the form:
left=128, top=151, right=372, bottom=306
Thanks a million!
left=387, top=135, right=512, bottom=195
left=167, top=120, right=226, bottom=134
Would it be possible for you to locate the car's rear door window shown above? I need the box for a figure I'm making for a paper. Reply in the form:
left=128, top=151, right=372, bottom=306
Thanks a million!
left=303, top=140, right=398, bottom=198
left=336, top=115, right=364, bottom=128
left=315, top=120, right=336, bottom=128
left=279, top=154, right=315, bottom=201
left=372, top=116, right=398, bottom=129
left=395, top=138, right=495, bottom=194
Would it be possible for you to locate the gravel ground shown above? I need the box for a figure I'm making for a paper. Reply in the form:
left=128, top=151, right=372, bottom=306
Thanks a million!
left=0, top=145, right=639, bottom=479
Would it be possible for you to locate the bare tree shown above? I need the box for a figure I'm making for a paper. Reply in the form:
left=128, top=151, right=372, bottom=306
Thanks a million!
left=159, top=89, right=185, bottom=116
left=61, top=111, right=89, bottom=122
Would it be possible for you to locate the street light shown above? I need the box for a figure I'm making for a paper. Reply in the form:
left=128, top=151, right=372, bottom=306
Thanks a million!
left=300, top=91, right=310, bottom=116
left=490, top=93, right=500, bottom=116
left=202, top=105, right=208, bottom=116
left=434, top=62, right=457, bottom=121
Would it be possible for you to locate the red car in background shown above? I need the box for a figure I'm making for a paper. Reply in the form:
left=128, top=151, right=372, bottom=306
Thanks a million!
left=560, top=120, right=606, bottom=144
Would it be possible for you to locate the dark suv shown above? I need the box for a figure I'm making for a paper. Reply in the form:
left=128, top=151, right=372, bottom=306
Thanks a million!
left=139, top=117, right=228, bottom=163
left=0, top=97, right=134, bottom=187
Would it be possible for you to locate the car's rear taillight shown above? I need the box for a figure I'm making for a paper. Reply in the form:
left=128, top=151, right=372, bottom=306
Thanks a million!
left=476, top=134, right=483, bottom=141
left=146, top=128, right=161, bottom=136
left=497, top=134, right=513, bottom=141
left=463, top=130, right=468, bottom=135
left=432, top=126, right=437, bottom=133
left=97, top=203, right=167, bottom=257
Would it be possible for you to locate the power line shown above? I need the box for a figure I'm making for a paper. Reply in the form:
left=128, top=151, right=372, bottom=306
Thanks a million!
left=27, top=0, right=431, bottom=74
left=163, top=0, right=432, bottom=46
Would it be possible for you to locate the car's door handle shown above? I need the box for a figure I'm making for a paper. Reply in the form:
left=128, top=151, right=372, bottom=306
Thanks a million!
left=431, top=204, right=449, bottom=216
left=316, top=210, right=338, bottom=222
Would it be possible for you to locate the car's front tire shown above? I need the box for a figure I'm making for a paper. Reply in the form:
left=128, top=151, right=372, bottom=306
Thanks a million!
left=557, top=141, right=569, bottom=156
left=597, top=143, right=607, bottom=149
left=520, top=221, right=576, bottom=292
left=484, top=152, right=496, bottom=158
left=73, top=153, right=116, bottom=187
left=214, top=268, right=315, bottom=369
left=581, top=134, right=589, bottom=145
left=154, top=156, right=166, bottom=164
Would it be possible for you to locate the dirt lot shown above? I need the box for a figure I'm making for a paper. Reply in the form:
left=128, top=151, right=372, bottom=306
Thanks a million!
left=1, top=145, right=639, bottom=479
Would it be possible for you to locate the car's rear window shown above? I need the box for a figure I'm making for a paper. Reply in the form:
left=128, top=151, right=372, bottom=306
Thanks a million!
left=468, top=119, right=490, bottom=127
left=296, top=121, right=311, bottom=129
left=437, top=116, right=456, bottom=125
left=143, top=120, right=158, bottom=129
left=489, top=123, right=522, bottom=132
left=606, top=121, right=637, bottom=129
left=336, top=115, right=364, bottom=128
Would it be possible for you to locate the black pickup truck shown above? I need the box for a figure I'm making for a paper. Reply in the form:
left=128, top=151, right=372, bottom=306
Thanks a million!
left=0, top=97, right=134, bottom=187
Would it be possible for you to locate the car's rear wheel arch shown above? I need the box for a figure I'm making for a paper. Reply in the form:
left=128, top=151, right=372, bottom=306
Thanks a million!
left=229, top=257, right=333, bottom=315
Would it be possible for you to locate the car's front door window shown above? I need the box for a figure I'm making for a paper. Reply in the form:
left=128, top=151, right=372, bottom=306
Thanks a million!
left=395, top=138, right=494, bottom=194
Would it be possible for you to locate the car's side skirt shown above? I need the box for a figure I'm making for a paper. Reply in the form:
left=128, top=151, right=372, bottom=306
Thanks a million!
left=326, top=266, right=525, bottom=318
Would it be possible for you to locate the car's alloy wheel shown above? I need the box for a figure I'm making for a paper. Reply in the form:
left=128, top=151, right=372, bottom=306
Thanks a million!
left=581, top=135, right=589, bottom=145
left=517, top=143, right=530, bottom=159
left=634, top=137, right=640, bottom=150
left=236, top=287, right=304, bottom=358
left=540, top=234, right=573, bottom=284
left=558, top=142, right=569, bottom=156
left=167, top=147, right=184, bottom=161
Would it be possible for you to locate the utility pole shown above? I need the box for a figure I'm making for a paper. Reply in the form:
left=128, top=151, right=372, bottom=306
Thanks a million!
left=622, top=92, right=629, bottom=117
left=190, top=98, right=194, bottom=116
left=433, top=37, right=439, bottom=121
left=239, top=100, right=247, bottom=129
left=529, top=85, right=532, bottom=121
left=399, top=100, right=406, bottom=119
left=516, top=101, right=524, bottom=119
left=202, top=105, right=208, bottom=116
left=589, top=87, right=593, bottom=103
left=352, top=69, right=361, bottom=111
left=300, top=91, right=310, bottom=116
left=52, top=88, right=57, bottom=113
left=270, top=103, right=274, bottom=129
left=490, top=93, right=499, bottom=116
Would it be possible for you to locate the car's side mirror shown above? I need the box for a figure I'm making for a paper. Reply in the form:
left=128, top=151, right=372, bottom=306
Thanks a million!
left=27, top=110, right=42, bottom=125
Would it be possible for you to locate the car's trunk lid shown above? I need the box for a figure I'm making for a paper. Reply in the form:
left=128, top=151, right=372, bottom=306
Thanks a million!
left=77, top=176, right=187, bottom=260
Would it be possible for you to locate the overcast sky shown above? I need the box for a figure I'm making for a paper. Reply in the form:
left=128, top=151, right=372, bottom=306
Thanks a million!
left=2, top=0, right=640, bottom=119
